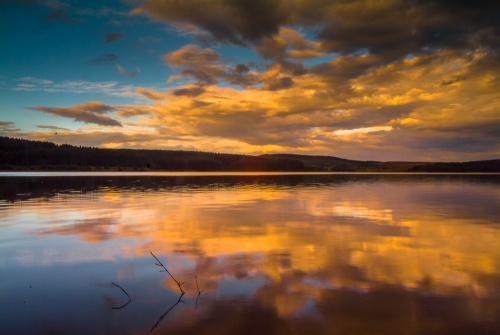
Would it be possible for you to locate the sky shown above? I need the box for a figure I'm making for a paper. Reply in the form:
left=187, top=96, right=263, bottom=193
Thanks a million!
left=1, top=0, right=499, bottom=162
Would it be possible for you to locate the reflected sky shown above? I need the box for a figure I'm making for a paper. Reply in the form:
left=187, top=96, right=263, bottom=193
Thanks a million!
left=1, top=174, right=499, bottom=334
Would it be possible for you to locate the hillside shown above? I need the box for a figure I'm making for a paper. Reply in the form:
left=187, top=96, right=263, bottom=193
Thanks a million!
left=261, top=154, right=429, bottom=172
left=262, top=154, right=500, bottom=172
left=0, top=136, right=304, bottom=172
left=1, top=136, right=499, bottom=172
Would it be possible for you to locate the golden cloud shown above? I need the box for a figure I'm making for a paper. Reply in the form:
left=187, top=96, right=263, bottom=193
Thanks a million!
left=23, top=34, right=500, bottom=160
left=22, top=178, right=500, bottom=305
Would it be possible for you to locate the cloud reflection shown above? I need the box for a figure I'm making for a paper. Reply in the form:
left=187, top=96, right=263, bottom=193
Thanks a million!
left=3, top=175, right=499, bottom=331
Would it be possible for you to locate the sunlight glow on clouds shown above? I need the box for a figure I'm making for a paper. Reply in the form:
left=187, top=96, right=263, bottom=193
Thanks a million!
left=333, top=126, right=393, bottom=136
left=1, top=0, right=499, bottom=161
left=27, top=102, right=122, bottom=127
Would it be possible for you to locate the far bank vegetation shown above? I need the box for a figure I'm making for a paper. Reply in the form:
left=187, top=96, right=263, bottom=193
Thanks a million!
left=1, top=137, right=499, bottom=172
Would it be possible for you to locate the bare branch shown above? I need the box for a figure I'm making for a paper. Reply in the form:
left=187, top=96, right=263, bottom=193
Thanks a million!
left=111, top=282, right=131, bottom=310
left=195, top=275, right=203, bottom=294
left=150, top=293, right=185, bottom=332
left=150, top=251, right=185, bottom=294
left=195, top=274, right=202, bottom=310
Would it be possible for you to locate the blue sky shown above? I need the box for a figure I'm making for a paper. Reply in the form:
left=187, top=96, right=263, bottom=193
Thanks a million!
left=1, top=0, right=499, bottom=161
left=2, top=1, right=185, bottom=127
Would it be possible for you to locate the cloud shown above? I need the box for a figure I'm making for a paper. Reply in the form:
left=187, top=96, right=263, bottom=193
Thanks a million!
left=15, top=0, right=86, bottom=25
left=163, top=45, right=261, bottom=87
left=103, top=31, right=124, bottom=44
left=263, top=76, right=294, bottom=91
left=116, top=65, right=139, bottom=77
left=158, top=23, right=321, bottom=90
left=135, top=0, right=500, bottom=63
left=36, top=125, right=70, bottom=131
left=10, top=1, right=499, bottom=161
left=163, top=33, right=311, bottom=89
left=0, top=121, right=20, bottom=134
left=86, top=54, right=119, bottom=65
left=255, top=27, right=325, bottom=62
left=134, top=0, right=289, bottom=45
left=135, top=88, right=169, bottom=101
left=12, top=77, right=142, bottom=99
left=17, top=77, right=54, bottom=85
left=22, top=130, right=186, bottom=150
left=26, top=102, right=122, bottom=127
left=126, top=44, right=499, bottom=160
left=17, top=40, right=500, bottom=161
left=233, top=64, right=250, bottom=74
left=172, top=85, right=205, bottom=97
left=321, top=1, right=500, bottom=60
left=35, top=218, right=119, bottom=243
left=114, top=104, right=156, bottom=118
left=177, top=67, right=226, bottom=85
left=163, top=44, right=220, bottom=67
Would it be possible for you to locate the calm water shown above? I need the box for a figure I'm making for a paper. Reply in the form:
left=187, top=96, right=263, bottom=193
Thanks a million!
left=1, top=173, right=499, bottom=335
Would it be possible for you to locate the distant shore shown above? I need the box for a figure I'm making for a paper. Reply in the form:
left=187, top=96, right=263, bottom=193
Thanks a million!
left=2, top=136, right=499, bottom=173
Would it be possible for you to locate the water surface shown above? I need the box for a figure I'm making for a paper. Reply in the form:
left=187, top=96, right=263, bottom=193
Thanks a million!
left=1, top=173, right=499, bottom=334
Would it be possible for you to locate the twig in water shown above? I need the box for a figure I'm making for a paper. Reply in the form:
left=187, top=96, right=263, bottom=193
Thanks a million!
left=195, top=292, right=201, bottom=311
left=195, top=274, right=203, bottom=294
left=150, top=293, right=185, bottom=332
left=150, top=251, right=185, bottom=294
left=195, top=274, right=203, bottom=310
left=111, top=282, right=132, bottom=310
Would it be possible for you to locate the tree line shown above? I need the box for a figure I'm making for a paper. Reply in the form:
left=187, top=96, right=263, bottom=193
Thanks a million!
left=1, top=136, right=498, bottom=172
left=0, top=136, right=305, bottom=171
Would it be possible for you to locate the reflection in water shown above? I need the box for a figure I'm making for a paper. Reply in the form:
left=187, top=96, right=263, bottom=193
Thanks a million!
left=194, top=275, right=203, bottom=311
left=151, top=251, right=186, bottom=294
left=151, top=294, right=186, bottom=332
left=110, top=282, right=131, bottom=310
left=0, top=174, right=499, bottom=334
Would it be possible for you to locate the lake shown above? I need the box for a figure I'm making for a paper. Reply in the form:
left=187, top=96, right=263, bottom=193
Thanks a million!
left=1, top=173, right=499, bottom=335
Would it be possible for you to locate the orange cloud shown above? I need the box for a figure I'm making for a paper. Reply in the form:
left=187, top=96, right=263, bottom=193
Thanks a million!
left=26, top=102, right=122, bottom=127
left=18, top=178, right=500, bottom=307
left=164, top=44, right=220, bottom=67
left=22, top=38, right=500, bottom=160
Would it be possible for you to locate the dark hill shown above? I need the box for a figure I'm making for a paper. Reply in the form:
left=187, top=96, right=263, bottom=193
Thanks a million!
left=0, top=136, right=304, bottom=172
left=261, top=154, right=500, bottom=172
left=1, top=136, right=499, bottom=172
left=261, top=154, right=430, bottom=172
left=409, top=160, right=500, bottom=173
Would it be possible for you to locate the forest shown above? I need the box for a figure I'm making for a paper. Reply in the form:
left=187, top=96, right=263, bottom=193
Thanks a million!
left=0, top=136, right=305, bottom=172
left=1, top=136, right=499, bottom=172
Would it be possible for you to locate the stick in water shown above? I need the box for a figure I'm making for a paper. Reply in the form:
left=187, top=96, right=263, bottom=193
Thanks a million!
left=111, top=282, right=131, bottom=309
left=150, top=251, right=185, bottom=294
left=195, top=274, right=202, bottom=310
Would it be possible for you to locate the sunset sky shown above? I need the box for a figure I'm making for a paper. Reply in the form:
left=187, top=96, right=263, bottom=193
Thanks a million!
left=1, top=0, right=499, bottom=161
